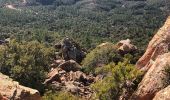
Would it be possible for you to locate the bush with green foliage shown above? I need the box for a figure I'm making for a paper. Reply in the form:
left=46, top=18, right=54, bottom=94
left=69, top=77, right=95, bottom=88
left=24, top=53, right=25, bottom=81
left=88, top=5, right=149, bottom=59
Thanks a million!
left=42, top=91, right=80, bottom=100
left=82, top=43, right=122, bottom=73
left=0, top=39, right=55, bottom=93
left=91, top=56, right=143, bottom=100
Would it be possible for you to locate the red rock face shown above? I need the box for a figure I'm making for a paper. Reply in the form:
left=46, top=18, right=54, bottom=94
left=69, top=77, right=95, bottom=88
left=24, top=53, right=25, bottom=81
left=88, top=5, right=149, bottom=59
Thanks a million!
left=0, top=93, right=8, bottom=100
left=153, top=85, right=170, bottom=100
left=0, top=73, right=41, bottom=100
left=132, top=53, right=170, bottom=100
left=136, top=16, right=170, bottom=70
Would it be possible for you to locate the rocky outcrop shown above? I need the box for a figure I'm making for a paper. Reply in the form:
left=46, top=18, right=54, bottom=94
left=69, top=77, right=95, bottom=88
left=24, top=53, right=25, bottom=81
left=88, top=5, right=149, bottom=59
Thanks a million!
left=45, top=60, right=94, bottom=99
left=0, top=73, right=41, bottom=100
left=116, top=39, right=137, bottom=54
left=58, top=60, right=81, bottom=72
left=0, top=93, right=8, bottom=100
left=55, top=38, right=86, bottom=63
left=46, top=38, right=95, bottom=99
left=153, top=85, right=170, bottom=100
left=132, top=53, right=170, bottom=100
left=50, top=59, right=81, bottom=71
left=136, top=16, right=170, bottom=70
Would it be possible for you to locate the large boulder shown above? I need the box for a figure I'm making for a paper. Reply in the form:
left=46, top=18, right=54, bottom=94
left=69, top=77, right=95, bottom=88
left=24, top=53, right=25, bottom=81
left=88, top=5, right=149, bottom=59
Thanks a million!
left=46, top=59, right=82, bottom=84
left=116, top=39, right=137, bottom=54
left=58, top=60, right=82, bottom=72
left=153, top=85, right=170, bottom=100
left=55, top=38, right=86, bottom=63
left=132, top=53, right=170, bottom=100
left=44, top=68, right=62, bottom=84
left=136, top=16, right=170, bottom=70
left=0, top=73, right=41, bottom=100
left=51, top=59, right=66, bottom=68
left=68, top=71, right=94, bottom=85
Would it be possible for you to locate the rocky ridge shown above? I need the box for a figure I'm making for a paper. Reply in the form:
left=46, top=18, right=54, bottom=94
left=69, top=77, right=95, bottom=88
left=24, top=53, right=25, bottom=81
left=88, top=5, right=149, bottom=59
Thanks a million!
left=153, top=85, right=170, bottom=100
left=136, top=16, right=170, bottom=71
left=132, top=53, right=170, bottom=100
left=133, top=16, right=170, bottom=100
left=45, top=38, right=94, bottom=99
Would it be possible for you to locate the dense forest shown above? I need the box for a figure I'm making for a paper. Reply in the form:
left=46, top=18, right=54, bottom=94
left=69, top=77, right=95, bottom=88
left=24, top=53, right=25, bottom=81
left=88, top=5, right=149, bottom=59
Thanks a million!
left=0, top=0, right=170, bottom=100
left=0, top=0, right=169, bottom=49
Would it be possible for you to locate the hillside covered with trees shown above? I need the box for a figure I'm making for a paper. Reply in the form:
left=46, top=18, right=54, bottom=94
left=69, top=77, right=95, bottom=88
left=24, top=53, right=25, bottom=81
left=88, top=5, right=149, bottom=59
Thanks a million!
left=0, top=0, right=169, bottom=49
left=0, top=0, right=170, bottom=100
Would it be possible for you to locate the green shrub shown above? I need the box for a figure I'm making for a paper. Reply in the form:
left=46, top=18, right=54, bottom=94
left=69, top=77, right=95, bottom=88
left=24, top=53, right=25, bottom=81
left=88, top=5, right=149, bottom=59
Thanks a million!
left=91, top=58, right=143, bottom=100
left=0, top=39, right=55, bottom=93
left=82, top=42, right=122, bottom=73
left=42, top=91, right=81, bottom=100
